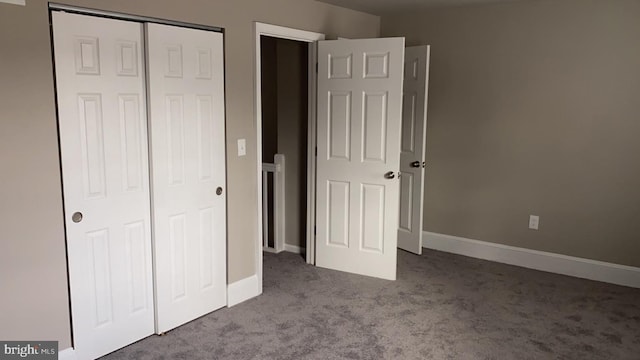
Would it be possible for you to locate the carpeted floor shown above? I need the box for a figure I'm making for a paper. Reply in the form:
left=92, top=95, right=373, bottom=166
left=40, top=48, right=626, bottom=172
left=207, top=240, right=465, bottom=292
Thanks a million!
left=102, top=249, right=640, bottom=359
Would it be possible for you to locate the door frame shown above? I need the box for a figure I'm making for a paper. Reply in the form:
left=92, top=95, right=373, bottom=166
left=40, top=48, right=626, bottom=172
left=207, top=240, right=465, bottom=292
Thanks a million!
left=254, top=22, right=324, bottom=292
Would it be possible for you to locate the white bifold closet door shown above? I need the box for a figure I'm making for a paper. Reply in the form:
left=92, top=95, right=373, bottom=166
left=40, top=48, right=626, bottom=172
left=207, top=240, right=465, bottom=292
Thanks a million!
left=53, top=12, right=155, bottom=360
left=146, top=23, right=227, bottom=334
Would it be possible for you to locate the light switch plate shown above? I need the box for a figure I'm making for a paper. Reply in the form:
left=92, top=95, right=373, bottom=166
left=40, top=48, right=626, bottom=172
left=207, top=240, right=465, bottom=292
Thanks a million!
left=237, top=139, right=246, bottom=157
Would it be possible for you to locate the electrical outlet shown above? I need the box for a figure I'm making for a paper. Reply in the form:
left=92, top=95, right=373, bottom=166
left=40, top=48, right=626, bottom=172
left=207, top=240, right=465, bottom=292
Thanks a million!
left=237, top=138, right=246, bottom=157
left=529, top=215, right=539, bottom=230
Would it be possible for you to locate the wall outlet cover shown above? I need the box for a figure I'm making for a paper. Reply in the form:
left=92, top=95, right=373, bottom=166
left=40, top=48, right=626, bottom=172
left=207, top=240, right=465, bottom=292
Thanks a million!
left=529, top=215, right=539, bottom=230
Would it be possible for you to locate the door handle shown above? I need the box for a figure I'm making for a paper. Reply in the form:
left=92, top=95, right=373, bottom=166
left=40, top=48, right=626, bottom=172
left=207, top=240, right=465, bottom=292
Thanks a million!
left=410, top=161, right=420, bottom=168
left=216, top=187, right=223, bottom=195
left=384, top=171, right=395, bottom=179
left=72, top=212, right=83, bottom=223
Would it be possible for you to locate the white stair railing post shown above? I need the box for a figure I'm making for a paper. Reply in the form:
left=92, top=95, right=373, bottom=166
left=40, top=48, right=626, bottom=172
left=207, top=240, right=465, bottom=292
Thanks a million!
left=262, top=170, right=269, bottom=249
left=261, top=154, right=285, bottom=253
left=274, top=154, right=285, bottom=253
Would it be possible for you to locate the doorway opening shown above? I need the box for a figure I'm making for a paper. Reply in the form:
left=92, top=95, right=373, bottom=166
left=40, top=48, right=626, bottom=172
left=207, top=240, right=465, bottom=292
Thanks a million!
left=260, top=35, right=309, bottom=256
left=254, top=23, right=324, bottom=292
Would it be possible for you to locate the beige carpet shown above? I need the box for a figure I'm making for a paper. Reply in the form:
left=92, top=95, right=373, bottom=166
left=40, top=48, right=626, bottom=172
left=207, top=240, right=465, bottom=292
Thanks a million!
left=102, top=249, right=640, bottom=359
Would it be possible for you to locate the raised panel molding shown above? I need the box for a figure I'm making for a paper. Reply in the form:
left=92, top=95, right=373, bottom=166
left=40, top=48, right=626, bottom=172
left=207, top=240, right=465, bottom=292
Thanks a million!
left=165, top=45, right=183, bottom=78
left=169, top=214, right=187, bottom=301
left=199, top=207, right=214, bottom=290
left=116, top=41, right=138, bottom=76
left=119, top=95, right=143, bottom=192
left=196, top=48, right=213, bottom=79
left=410, top=59, right=419, bottom=80
left=166, top=95, right=185, bottom=185
left=360, top=184, right=384, bottom=253
left=399, top=173, right=414, bottom=232
left=327, top=181, right=350, bottom=248
left=328, top=54, right=352, bottom=79
left=401, top=92, right=417, bottom=153
left=87, top=229, right=113, bottom=327
left=74, top=36, right=100, bottom=75
left=196, top=95, right=214, bottom=181
left=362, top=92, right=387, bottom=163
left=363, top=52, right=389, bottom=79
left=124, top=221, right=148, bottom=313
left=328, top=91, right=351, bottom=160
left=403, top=58, right=420, bottom=81
left=78, top=94, right=106, bottom=199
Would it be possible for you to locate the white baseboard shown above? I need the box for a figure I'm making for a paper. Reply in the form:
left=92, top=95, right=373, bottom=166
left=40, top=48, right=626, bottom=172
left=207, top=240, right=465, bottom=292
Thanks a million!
left=284, top=244, right=305, bottom=254
left=59, top=348, right=76, bottom=360
left=423, top=231, right=640, bottom=289
left=227, top=274, right=260, bottom=307
left=262, top=246, right=278, bottom=254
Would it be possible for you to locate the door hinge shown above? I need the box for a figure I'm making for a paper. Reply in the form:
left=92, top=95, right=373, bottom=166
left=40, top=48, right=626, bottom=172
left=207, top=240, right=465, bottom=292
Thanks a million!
left=315, top=62, right=318, bottom=73
left=315, top=146, right=318, bottom=156
left=314, top=226, right=316, bottom=235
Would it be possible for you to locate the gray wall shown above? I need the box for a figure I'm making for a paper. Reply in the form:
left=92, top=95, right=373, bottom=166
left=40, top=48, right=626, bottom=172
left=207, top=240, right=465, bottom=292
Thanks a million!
left=381, top=0, right=640, bottom=267
left=261, top=36, right=279, bottom=163
left=0, top=0, right=379, bottom=348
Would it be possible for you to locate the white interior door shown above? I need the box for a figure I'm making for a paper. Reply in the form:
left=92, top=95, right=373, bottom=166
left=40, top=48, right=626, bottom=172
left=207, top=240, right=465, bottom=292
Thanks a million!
left=316, top=38, right=405, bottom=280
left=398, top=45, right=431, bottom=255
left=53, top=12, right=154, bottom=359
left=147, top=23, right=227, bottom=333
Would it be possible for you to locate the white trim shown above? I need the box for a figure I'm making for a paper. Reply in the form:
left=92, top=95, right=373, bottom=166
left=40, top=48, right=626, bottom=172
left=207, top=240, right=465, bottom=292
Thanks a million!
left=227, top=274, right=260, bottom=307
left=1, top=0, right=26, bottom=5
left=263, top=247, right=278, bottom=254
left=274, top=154, right=286, bottom=252
left=254, top=22, right=325, bottom=295
left=261, top=156, right=285, bottom=253
left=306, top=42, right=319, bottom=266
left=58, top=348, right=76, bottom=360
left=255, top=23, right=325, bottom=43
left=285, top=244, right=305, bottom=254
left=423, top=231, right=640, bottom=289
left=50, top=3, right=222, bottom=32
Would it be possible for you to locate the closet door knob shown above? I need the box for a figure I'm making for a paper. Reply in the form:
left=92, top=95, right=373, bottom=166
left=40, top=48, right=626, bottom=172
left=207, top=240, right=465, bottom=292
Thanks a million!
left=72, top=212, right=83, bottom=223
left=216, top=187, right=223, bottom=195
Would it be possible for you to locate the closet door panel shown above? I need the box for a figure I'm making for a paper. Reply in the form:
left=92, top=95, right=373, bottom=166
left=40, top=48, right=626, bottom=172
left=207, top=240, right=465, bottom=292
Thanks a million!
left=147, top=23, right=227, bottom=333
left=52, top=12, right=154, bottom=360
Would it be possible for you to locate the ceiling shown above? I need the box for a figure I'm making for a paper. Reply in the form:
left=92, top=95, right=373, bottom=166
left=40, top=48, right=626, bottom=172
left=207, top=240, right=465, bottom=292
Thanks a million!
left=314, top=0, right=532, bottom=15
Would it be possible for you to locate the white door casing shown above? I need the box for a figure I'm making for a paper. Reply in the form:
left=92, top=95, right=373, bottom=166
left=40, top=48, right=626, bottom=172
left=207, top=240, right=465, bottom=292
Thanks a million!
left=53, top=12, right=155, bottom=359
left=398, top=45, right=431, bottom=255
left=315, top=38, right=405, bottom=280
left=146, top=23, right=227, bottom=333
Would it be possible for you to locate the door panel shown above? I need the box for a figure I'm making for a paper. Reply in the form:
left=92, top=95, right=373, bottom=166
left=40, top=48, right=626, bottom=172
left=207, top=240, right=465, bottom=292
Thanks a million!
left=316, top=38, right=404, bottom=280
left=53, top=12, right=154, bottom=359
left=398, top=45, right=431, bottom=255
left=147, top=23, right=227, bottom=333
